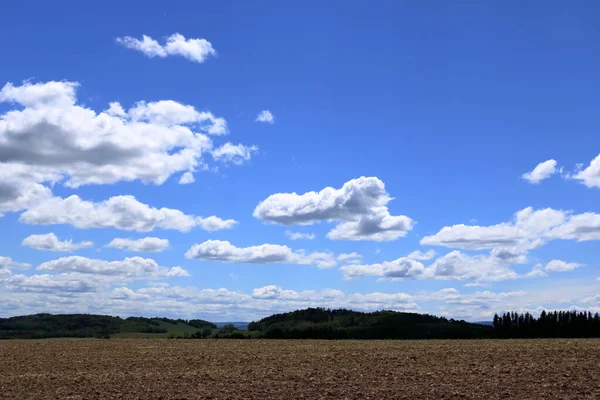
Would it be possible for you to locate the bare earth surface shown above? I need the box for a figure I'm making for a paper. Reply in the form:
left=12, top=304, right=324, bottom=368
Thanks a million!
left=1, top=339, right=599, bottom=399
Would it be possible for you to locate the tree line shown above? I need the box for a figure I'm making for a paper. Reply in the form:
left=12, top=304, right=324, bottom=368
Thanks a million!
left=249, top=308, right=493, bottom=339
left=0, top=314, right=216, bottom=339
left=493, top=311, right=600, bottom=338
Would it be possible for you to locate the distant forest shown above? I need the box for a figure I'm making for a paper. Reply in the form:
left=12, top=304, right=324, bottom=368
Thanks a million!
left=2, top=309, right=600, bottom=340
left=248, top=308, right=492, bottom=339
left=0, top=314, right=216, bottom=339
left=493, top=311, right=600, bottom=338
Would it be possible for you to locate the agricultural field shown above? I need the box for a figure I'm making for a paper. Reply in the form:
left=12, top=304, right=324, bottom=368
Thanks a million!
left=1, top=339, right=599, bottom=399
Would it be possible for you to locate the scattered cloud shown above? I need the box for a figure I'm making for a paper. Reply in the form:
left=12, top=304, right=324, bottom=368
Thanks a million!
left=196, top=216, right=238, bottom=231
left=178, top=172, right=195, bottom=184
left=522, top=159, right=559, bottom=184
left=111, top=287, right=151, bottom=300
left=116, top=33, right=216, bottom=64
left=21, top=233, right=93, bottom=252
left=19, top=194, right=236, bottom=233
left=407, top=249, right=436, bottom=261
left=185, top=240, right=336, bottom=268
left=571, top=153, right=600, bottom=188
left=255, top=110, right=275, bottom=124
left=0, top=256, right=30, bottom=274
left=8, top=273, right=97, bottom=293
left=254, top=177, right=414, bottom=242
left=421, top=207, right=600, bottom=251
left=0, top=81, right=254, bottom=217
left=341, top=249, right=522, bottom=282
left=463, top=282, right=490, bottom=288
left=285, top=231, right=316, bottom=240
left=545, top=259, right=582, bottom=272
left=106, top=237, right=169, bottom=253
left=211, top=143, right=258, bottom=165
left=337, top=252, right=363, bottom=264
left=37, top=256, right=189, bottom=280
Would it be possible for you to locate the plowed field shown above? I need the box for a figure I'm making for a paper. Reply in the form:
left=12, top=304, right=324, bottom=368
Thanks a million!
left=1, top=339, right=599, bottom=399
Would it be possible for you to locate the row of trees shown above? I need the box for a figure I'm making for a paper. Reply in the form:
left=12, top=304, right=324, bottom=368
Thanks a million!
left=493, top=311, right=600, bottom=338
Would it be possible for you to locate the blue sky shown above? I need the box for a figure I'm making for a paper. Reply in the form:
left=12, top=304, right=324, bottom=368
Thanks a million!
left=1, top=1, right=599, bottom=321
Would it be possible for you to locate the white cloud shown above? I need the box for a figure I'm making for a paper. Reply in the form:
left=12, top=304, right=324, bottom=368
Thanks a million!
left=426, top=251, right=520, bottom=281
left=524, top=263, right=547, bottom=278
left=249, top=285, right=416, bottom=312
left=0, top=81, right=254, bottom=215
left=337, top=252, right=363, bottom=264
left=571, top=153, right=600, bottom=189
left=179, top=171, right=195, bottom=184
left=116, top=33, right=216, bottom=64
left=407, top=249, right=436, bottom=261
left=37, top=256, right=189, bottom=280
left=545, top=260, right=582, bottom=272
left=546, top=212, right=600, bottom=242
left=19, top=194, right=236, bottom=233
left=522, top=159, right=558, bottom=184
left=185, top=240, right=336, bottom=268
left=8, top=273, right=97, bottom=293
left=22, top=233, right=93, bottom=252
left=106, top=237, right=169, bottom=253
left=419, top=288, right=526, bottom=307
left=211, top=142, right=258, bottom=165
left=341, top=257, right=426, bottom=280
left=254, top=177, right=414, bottom=242
left=196, top=215, right=238, bottom=231
left=421, top=207, right=600, bottom=251
left=111, top=287, right=151, bottom=300
left=285, top=231, right=316, bottom=240
left=0, top=256, right=30, bottom=275
left=463, top=282, right=490, bottom=288
left=255, top=110, right=275, bottom=124
left=0, top=176, right=53, bottom=216
left=128, top=100, right=228, bottom=135
left=341, top=250, right=521, bottom=282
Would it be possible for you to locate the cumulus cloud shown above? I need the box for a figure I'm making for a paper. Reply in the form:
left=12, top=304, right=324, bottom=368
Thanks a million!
left=8, top=273, right=96, bottom=293
left=0, top=81, right=255, bottom=215
left=0, top=256, right=30, bottom=275
left=571, top=153, right=600, bottom=189
left=421, top=207, right=600, bottom=251
left=19, top=194, right=236, bottom=233
left=341, top=250, right=522, bottom=282
left=341, top=257, right=426, bottom=280
left=545, top=260, right=582, bottom=272
left=111, top=287, right=151, bottom=300
left=407, top=249, right=436, bottom=261
left=211, top=142, right=258, bottom=165
left=522, top=159, right=559, bottom=184
left=22, top=233, right=93, bottom=252
left=255, top=110, right=275, bottom=124
left=37, top=256, right=189, bottom=280
left=185, top=240, right=336, bottom=268
left=254, top=177, right=414, bottom=242
left=0, top=174, right=53, bottom=216
left=285, top=231, right=316, bottom=240
left=249, top=285, right=415, bottom=311
left=337, top=252, right=363, bottom=264
left=419, top=288, right=526, bottom=307
left=106, top=237, right=169, bottom=253
left=195, top=215, right=238, bottom=231
left=116, top=33, right=216, bottom=64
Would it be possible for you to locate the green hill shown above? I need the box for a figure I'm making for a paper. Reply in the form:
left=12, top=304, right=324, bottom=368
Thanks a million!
left=248, top=308, right=493, bottom=339
left=0, top=314, right=216, bottom=339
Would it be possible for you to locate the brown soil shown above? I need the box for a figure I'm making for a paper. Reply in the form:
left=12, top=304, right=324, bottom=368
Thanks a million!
left=1, top=339, right=599, bottom=399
